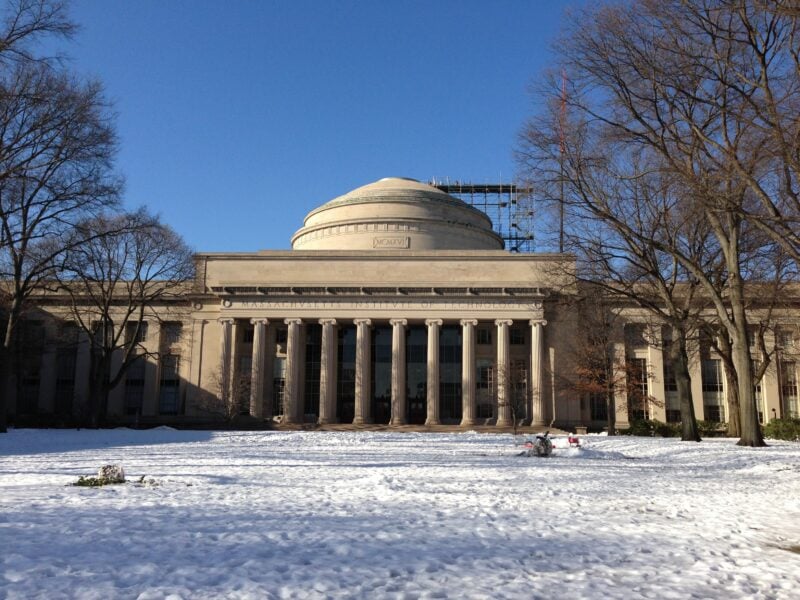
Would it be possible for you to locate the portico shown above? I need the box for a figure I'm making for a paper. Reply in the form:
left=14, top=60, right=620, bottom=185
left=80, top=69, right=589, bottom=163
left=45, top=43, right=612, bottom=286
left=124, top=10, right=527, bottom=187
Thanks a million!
left=187, top=177, right=575, bottom=429
left=216, top=309, right=548, bottom=427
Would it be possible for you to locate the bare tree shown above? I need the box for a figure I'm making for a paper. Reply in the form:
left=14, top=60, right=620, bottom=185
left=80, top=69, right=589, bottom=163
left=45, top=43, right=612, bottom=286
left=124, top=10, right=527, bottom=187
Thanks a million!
left=522, top=0, right=800, bottom=446
left=0, top=0, right=75, bottom=68
left=54, top=210, right=194, bottom=427
left=519, top=108, right=709, bottom=441
left=0, top=0, right=120, bottom=433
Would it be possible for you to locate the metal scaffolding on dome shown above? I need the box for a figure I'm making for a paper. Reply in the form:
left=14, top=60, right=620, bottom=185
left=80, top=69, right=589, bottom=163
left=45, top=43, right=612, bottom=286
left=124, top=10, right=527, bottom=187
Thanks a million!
left=430, top=180, right=535, bottom=253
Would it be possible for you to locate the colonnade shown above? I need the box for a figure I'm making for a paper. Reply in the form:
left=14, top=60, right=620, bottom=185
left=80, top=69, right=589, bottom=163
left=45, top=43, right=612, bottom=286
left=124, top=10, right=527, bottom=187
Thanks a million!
left=217, top=316, right=547, bottom=427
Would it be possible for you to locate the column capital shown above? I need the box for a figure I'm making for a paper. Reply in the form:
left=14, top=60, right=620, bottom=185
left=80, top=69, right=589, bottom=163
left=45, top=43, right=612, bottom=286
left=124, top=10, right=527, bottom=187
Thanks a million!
left=425, top=318, right=443, bottom=327
left=318, top=318, right=337, bottom=326
left=529, top=319, right=548, bottom=327
left=460, top=319, right=479, bottom=327
left=353, top=318, right=372, bottom=327
left=494, top=319, right=513, bottom=327
left=389, top=318, right=408, bottom=327
left=250, top=318, right=269, bottom=326
left=284, top=318, right=303, bottom=326
left=218, top=317, right=235, bottom=325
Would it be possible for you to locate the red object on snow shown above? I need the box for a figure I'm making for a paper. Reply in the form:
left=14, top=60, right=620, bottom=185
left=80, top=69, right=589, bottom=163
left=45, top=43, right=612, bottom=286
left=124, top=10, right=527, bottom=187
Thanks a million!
left=568, top=436, right=581, bottom=448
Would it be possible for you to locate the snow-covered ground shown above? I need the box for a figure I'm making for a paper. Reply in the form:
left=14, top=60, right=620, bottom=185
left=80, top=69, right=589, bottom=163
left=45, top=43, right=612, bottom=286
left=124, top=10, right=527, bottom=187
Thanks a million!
left=1, top=429, right=799, bottom=599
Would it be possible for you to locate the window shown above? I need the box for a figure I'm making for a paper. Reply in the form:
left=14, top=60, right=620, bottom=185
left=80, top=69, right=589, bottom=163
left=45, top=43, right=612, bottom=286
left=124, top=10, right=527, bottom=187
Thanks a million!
left=236, top=355, right=251, bottom=415
left=510, top=327, right=525, bottom=345
left=781, top=360, right=799, bottom=418
left=666, top=409, right=681, bottom=423
left=161, top=322, right=182, bottom=347
left=275, top=328, right=288, bottom=345
left=627, top=357, right=649, bottom=421
left=125, top=321, right=148, bottom=345
left=702, top=358, right=725, bottom=422
left=477, top=360, right=493, bottom=390
left=243, top=326, right=254, bottom=344
left=124, top=356, right=146, bottom=415
left=158, top=355, right=180, bottom=415
left=778, top=329, right=795, bottom=350
left=663, top=362, right=678, bottom=393
left=590, top=394, right=608, bottom=421
left=477, top=327, right=491, bottom=345
left=19, top=321, right=44, bottom=415
left=273, top=357, right=286, bottom=416
left=476, top=359, right=494, bottom=419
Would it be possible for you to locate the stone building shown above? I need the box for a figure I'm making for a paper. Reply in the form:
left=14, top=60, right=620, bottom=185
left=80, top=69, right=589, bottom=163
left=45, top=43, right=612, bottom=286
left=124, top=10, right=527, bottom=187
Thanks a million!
left=5, top=177, right=800, bottom=428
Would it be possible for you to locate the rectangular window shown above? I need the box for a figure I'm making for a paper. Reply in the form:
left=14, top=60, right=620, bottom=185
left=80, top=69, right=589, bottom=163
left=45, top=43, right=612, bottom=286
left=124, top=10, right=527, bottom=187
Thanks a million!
left=160, top=322, right=183, bottom=348
left=627, top=357, right=649, bottom=421
left=477, top=327, right=491, bottom=345
left=702, top=358, right=725, bottom=422
left=236, top=355, right=251, bottom=415
left=663, top=361, right=678, bottom=392
left=275, top=328, right=288, bottom=345
left=509, top=327, right=525, bottom=345
left=476, top=359, right=494, bottom=419
left=778, top=329, right=795, bottom=350
left=666, top=409, right=681, bottom=423
left=125, top=321, right=148, bottom=345
left=273, top=357, right=286, bottom=416
left=158, top=355, right=180, bottom=415
left=124, top=356, right=146, bottom=415
left=243, top=326, right=254, bottom=344
left=590, top=394, right=608, bottom=421
left=18, top=321, right=44, bottom=415
left=781, top=360, right=799, bottom=418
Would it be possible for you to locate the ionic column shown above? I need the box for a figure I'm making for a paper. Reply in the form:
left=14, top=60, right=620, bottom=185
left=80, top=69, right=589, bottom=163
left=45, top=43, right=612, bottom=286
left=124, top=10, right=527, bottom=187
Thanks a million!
left=218, top=318, right=235, bottom=405
left=495, top=319, right=513, bottom=427
left=460, top=319, right=478, bottom=426
left=318, top=319, right=338, bottom=424
left=353, top=318, right=372, bottom=425
left=390, top=318, right=408, bottom=425
left=249, top=318, right=269, bottom=418
left=283, top=318, right=303, bottom=424
left=529, top=319, right=548, bottom=427
left=425, top=319, right=443, bottom=426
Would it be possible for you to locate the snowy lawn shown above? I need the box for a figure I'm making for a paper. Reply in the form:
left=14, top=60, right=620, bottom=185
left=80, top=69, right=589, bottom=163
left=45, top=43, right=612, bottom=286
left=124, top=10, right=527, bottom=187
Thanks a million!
left=1, top=429, right=799, bottom=599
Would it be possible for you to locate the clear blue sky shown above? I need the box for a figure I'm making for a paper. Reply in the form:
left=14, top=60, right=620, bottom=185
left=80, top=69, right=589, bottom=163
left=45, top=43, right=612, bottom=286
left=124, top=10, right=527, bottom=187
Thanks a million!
left=63, top=1, right=583, bottom=252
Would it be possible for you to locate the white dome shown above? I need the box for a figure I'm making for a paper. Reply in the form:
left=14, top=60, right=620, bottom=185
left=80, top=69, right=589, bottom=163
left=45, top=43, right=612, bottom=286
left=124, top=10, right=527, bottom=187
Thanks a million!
left=291, top=177, right=503, bottom=251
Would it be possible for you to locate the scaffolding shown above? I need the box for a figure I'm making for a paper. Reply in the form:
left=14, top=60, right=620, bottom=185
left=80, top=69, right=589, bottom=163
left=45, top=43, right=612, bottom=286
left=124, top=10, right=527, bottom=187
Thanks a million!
left=430, top=180, right=535, bottom=252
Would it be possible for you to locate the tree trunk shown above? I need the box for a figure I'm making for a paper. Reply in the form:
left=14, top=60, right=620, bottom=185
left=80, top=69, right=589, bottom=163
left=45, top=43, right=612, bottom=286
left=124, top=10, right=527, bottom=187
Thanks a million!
left=671, top=327, right=700, bottom=442
left=0, top=298, right=24, bottom=433
left=606, top=391, right=616, bottom=436
left=88, top=354, right=111, bottom=429
left=715, top=334, right=741, bottom=437
left=728, top=282, right=765, bottom=447
left=0, top=345, right=9, bottom=433
left=724, top=364, right=741, bottom=438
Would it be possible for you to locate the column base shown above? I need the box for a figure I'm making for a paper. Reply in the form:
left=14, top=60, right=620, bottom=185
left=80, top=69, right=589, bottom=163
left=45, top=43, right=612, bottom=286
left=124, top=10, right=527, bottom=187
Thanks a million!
left=531, top=420, right=547, bottom=428
left=352, top=417, right=373, bottom=425
left=318, top=417, right=339, bottom=425
left=460, top=418, right=476, bottom=427
left=496, top=418, right=513, bottom=427
left=390, top=418, right=407, bottom=426
left=425, top=418, right=440, bottom=426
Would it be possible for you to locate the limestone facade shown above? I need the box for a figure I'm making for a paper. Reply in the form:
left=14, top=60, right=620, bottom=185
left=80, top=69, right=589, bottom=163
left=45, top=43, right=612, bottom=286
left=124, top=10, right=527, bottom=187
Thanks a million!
left=5, top=178, right=800, bottom=428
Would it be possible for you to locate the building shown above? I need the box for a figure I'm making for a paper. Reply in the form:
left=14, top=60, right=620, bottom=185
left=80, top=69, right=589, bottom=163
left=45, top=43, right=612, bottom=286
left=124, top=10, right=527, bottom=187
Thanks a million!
left=5, top=177, right=800, bottom=428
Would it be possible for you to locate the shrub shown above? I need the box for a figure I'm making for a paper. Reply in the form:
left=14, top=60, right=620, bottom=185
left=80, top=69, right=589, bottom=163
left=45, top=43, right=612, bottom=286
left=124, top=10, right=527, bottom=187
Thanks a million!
left=763, top=418, right=800, bottom=442
left=696, top=420, right=727, bottom=437
left=623, top=419, right=680, bottom=437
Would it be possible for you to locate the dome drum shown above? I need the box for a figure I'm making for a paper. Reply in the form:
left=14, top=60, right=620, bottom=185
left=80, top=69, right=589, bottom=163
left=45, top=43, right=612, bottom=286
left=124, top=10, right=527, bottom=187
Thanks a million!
left=291, top=177, right=504, bottom=251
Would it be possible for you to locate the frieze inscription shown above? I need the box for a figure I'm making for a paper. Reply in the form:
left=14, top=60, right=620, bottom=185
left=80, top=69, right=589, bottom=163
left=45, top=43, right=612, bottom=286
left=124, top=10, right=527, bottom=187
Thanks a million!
left=373, top=236, right=410, bottom=249
left=223, top=299, right=543, bottom=311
